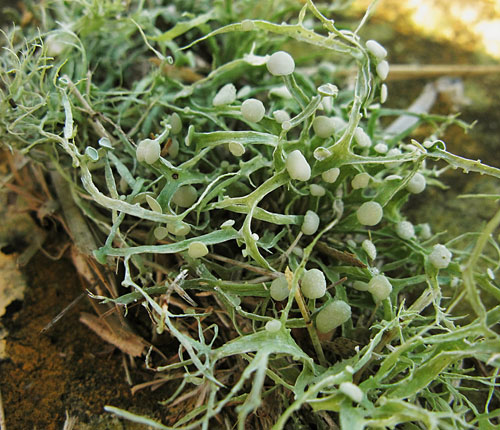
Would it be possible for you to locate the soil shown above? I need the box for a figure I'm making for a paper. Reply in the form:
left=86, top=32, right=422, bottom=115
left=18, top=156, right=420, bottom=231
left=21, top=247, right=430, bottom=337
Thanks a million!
left=0, top=252, right=169, bottom=430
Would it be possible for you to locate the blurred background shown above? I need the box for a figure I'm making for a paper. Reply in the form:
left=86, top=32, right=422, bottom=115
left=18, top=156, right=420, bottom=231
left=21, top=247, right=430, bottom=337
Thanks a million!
left=351, top=0, right=500, bottom=237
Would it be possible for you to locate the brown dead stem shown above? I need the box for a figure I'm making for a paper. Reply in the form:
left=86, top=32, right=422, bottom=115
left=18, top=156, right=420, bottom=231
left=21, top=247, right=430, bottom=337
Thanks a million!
left=79, top=312, right=147, bottom=357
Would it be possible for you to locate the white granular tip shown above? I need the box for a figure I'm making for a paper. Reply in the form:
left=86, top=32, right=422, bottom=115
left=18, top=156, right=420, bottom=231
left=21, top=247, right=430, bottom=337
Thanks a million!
left=354, top=127, right=371, bottom=148
left=301, top=210, right=320, bottom=235
left=301, top=268, right=326, bottom=299
left=366, top=40, right=387, bottom=59
left=396, top=221, right=415, bottom=240
left=286, top=150, right=311, bottom=181
left=339, top=382, right=364, bottom=403
left=316, top=301, right=351, bottom=333
left=362, top=239, right=377, bottom=260
left=357, top=201, right=383, bottom=226
left=213, top=83, right=237, bottom=106
left=368, top=274, right=392, bottom=302
left=266, top=51, right=295, bottom=76
left=270, top=276, right=289, bottom=301
left=241, top=98, right=265, bottom=122
left=429, top=244, right=452, bottom=269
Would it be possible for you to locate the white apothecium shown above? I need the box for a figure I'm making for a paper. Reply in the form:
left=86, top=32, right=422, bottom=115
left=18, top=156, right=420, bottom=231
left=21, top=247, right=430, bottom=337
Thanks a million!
left=273, top=109, right=290, bottom=124
left=213, top=83, right=237, bottom=106
left=241, top=98, right=265, bottom=122
left=167, top=138, right=179, bottom=158
left=154, top=226, right=168, bottom=240
left=376, top=60, right=389, bottom=80
left=339, top=382, right=364, bottom=403
left=316, top=300, right=351, bottom=333
left=419, top=223, right=432, bottom=240
left=270, top=276, right=289, bottom=301
left=228, top=141, right=245, bottom=156
left=168, top=221, right=191, bottom=236
left=322, top=167, right=340, bottom=183
left=429, top=244, right=452, bottom=269
left=170, top=113, right=182, bottom=134
left=265, top=319, right=282, bottom=332
left=188, top=241, right=209, bottom=258
left=188, top=242, right=208, bottom=258
left=374, top=143, right=388, bottom=154
left=146, top=195, right=162, bottom=213
left=46, top=33, right=66, bottom=56
left=352, top=280, right=370, bottom=291
left=366, top=40, right=387, bottom=59
left=266, top=51, right=295, bottom=76
left=356, top=202, right=383, bottom=226
left=354, top=127, right=371, bottom=148
left=241, top=19, right=255, bottom=31
left=310, top=184, right=326, bottom=197
left=362, top=239, right=377, bottom=260
left=301, top=210, right=320, bottom=235
left=368, top=274, right=392, bottom=302
left=351, top=172, right=370, bottom=190
left=220, top=219, right=235, bottom=229
left=312, top=116, right=336, bottom=138
left=136, top=138, right=161, bottom=164
left=286, top=150, right=311, bottom=181
left=172, top=185, right=197, bottom=207
left=385, top=148, right=402, bottom=168
left=380, top=84, right=388, bottom=103
left=301, top=268, right=326, bottom=299
left=407, top=172, right=426, bottom=194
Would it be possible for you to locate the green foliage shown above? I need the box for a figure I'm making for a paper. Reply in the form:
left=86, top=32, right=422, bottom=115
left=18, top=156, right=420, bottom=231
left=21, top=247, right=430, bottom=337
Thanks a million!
left=1, top=0, right=500, bottom=428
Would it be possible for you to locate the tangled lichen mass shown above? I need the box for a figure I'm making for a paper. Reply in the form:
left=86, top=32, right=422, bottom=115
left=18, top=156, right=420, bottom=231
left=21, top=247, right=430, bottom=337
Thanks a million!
left=1, top=0, right=500, bottom=428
